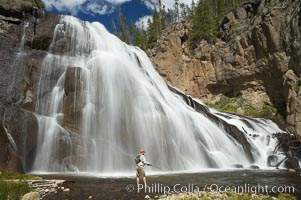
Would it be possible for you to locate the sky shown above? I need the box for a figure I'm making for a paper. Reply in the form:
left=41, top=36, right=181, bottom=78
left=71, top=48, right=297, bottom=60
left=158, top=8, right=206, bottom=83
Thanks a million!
left=41, top=0, right=194, bottom=32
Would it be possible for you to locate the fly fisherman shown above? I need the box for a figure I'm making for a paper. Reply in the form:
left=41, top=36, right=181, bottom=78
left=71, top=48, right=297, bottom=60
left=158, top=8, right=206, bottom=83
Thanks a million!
left=135, top=149, right=152, bottom=192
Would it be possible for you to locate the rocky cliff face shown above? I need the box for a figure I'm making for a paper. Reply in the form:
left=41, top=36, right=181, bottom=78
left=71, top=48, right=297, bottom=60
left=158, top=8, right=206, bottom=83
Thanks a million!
left=0, top=0, right=58, bottom=172
left=148, top=0, right=301, bottom=134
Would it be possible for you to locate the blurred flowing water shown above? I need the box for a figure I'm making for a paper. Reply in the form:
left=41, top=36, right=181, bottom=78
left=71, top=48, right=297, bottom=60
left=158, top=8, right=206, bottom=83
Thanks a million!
left=31, top=15, right=284, bottom=174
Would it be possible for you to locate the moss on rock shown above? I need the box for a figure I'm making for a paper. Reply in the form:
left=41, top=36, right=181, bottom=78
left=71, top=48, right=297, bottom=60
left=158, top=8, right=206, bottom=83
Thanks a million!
left=207, top=95, right=281, bottom=119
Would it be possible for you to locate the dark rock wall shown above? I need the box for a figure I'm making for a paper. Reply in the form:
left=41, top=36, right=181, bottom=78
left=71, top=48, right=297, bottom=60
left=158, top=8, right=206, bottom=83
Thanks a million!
left=0, top=0, right=59, bottom=172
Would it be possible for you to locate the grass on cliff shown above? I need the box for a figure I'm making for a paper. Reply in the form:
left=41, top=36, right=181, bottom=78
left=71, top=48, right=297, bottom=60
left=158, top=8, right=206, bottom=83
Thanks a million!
left=207, top=95, right=281, bottom=119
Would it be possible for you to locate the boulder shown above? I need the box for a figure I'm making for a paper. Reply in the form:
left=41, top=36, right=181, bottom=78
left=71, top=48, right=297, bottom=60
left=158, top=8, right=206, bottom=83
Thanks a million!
left=22, top=192, right=40, bottom=200
left=267, top=155, right=278, bottom=167
left=233, top=164, right=244, bottom=168
left=235, top=7, right=247, bottom=20
left=249, top=165, right=260, bottom=170
left=284, top=158, right=300, bottom=170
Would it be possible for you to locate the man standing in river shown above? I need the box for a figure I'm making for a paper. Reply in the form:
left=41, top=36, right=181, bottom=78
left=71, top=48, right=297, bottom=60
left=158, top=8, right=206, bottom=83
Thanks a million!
left=136, top=149, right=151, bottom=192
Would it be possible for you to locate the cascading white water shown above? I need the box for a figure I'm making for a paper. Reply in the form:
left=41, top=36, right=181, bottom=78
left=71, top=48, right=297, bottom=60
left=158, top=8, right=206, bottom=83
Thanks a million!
left=211, top=110, right=282, bottom=167
left=31, top=15, right=283, bottom=174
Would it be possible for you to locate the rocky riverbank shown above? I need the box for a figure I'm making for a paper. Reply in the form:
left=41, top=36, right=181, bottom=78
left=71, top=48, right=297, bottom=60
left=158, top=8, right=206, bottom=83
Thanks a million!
left=156, top=191, right=296, bottom=200
left=24, top=179, right=68, bottom=199
left=21, top=170, right=301, bottom=200
left=0, top=170, right=69, bottom=200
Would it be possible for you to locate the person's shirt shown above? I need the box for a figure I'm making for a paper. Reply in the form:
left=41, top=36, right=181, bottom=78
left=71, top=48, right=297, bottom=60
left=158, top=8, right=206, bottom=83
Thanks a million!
left=137, top=154, right=150, bottom=166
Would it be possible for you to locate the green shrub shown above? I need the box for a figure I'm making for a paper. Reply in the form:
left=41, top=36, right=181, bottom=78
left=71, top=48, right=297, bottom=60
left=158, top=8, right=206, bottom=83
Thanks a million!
left=0, top=181, right=31, bottom=200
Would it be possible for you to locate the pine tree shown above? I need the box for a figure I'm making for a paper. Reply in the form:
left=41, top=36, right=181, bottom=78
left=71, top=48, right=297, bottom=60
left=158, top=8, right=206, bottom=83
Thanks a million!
left=110, top=19, right=117, bottom=36
left=147, top=9, right=161, bottom=48
left=189, top=0, right=217, bottom=48
left=131, top=25, right=143, bottom=47
left=159, top=0, right=168, bottom=29
left=118, top=7, right=130, bottom=43
left=173, top=0, right=180, bottom=22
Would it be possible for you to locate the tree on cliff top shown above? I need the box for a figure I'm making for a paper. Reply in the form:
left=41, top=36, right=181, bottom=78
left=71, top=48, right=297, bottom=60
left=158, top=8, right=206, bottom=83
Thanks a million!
left=188, top=0, right=244, bottom=50
left=189, top=0, right=217, bottom=49
left=118, top=8, right=130, bottom=44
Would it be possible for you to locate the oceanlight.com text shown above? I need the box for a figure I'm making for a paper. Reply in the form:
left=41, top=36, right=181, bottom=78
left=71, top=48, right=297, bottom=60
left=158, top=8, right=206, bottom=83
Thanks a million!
left=125, top=183, right=295, bottom=195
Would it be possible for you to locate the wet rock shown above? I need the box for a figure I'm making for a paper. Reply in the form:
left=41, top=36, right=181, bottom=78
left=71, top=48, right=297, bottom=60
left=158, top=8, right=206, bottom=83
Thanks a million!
left=6, top=149, right=23, bottom=173
left=22, top=192, right=40, bottom=200
left=0, top=0, right=33, bottom=19
left=63, top=67, right=87, bottom=131
left=288, top=168, right=296, bottom=173
left=31, top=13, right=59, bottom=51
left=233, top=164, right=244, bottom=168
left=2, top=107, right=39, bottom=172
left=267, top=155, right=278, bottom=167
left=64, top=67, right=87, bottom=96
left=63, top=91, right=84, bottom=131
left=284, top=158, right=300, bottom=169
left=50, top=38, right=70, bottom=54
left=249, top=165, right=260, bottom=170
left=0, top=124, right=10, bottom=168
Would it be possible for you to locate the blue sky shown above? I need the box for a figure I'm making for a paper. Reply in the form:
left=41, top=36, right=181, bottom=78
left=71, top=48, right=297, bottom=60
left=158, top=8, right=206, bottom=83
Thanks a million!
left=42, top=0, right=193, bottom=32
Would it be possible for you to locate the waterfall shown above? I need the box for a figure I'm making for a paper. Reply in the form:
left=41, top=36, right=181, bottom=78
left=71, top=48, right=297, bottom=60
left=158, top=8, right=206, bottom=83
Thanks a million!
left=18, top=21, right=29, bottom=54
left=31, top=15, right=283, bottom=174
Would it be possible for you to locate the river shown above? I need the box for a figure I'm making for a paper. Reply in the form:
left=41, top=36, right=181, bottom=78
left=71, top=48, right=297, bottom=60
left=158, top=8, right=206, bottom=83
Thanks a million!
left=38, top=169, right=301, bottom=200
